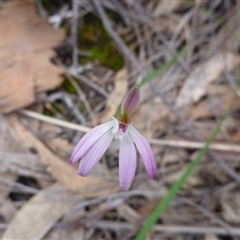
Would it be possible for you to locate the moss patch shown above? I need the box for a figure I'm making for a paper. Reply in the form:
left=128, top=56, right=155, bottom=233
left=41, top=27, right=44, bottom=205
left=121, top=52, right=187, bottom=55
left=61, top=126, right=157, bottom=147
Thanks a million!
left=79, top=13, right=124, bottom=71
left=61, top=80, right=77, bottom=94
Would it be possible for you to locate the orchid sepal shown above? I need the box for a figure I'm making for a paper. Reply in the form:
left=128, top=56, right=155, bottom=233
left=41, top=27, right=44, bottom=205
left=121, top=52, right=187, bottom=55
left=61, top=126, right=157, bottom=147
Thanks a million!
left=121, top=87, right=140, bottom=115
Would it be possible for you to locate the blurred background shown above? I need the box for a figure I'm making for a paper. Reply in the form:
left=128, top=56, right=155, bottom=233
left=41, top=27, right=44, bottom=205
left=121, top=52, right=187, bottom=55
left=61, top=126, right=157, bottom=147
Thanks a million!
left=0, top=0, right=240, bottom=239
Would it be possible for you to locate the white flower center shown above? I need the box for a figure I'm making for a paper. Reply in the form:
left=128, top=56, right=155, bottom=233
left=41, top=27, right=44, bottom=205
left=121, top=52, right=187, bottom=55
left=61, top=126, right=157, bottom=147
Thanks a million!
left=112, top=117, right=131, bottom=141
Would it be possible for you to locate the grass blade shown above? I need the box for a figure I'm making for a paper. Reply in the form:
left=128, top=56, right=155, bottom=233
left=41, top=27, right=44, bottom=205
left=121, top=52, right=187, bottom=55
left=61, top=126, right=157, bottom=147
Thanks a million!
left=136, top=44, right=188, bottom=88
left=114, top=44, right=188, bottom=117
left=135, top=105, right=232, bottom=240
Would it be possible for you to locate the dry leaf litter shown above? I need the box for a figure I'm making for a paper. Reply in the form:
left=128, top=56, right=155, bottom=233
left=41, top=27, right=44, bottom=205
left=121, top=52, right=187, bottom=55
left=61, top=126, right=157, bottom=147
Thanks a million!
left=0, top=1, right=240, bottom=240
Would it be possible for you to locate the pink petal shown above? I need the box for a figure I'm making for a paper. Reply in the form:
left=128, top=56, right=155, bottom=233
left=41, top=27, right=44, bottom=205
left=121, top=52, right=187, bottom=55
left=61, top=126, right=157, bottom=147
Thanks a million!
left=78, top=130, right=114, bottom=176
left=129, top=126, right=156, bottom=179
left=119, top=135, right=137, bottom=190
left=121, top=88, right=140, bottom=114
left=70, top=120, right=114, bottom=164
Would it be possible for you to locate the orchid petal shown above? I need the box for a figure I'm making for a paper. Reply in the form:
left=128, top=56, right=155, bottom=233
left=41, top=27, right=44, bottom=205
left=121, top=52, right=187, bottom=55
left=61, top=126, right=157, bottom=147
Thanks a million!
left=121, top=88, right=140, bottom=114
left=78, top=130, right=114, bottom=176
left=129, top=126, right=156, bottom=179
left=119, top=135, right=137, bottom=190
left=70, top=120, right=114, bottom=164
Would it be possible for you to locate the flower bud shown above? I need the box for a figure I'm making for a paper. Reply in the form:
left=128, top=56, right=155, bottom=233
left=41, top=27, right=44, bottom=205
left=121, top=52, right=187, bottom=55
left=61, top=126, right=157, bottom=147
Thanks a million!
left=121, top=87, right=140, bottom=115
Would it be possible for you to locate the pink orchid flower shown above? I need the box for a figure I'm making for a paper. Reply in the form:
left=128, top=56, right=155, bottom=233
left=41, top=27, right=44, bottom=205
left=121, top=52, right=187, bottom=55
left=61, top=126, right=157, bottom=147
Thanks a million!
left=70, top=88, right=156, bottom=190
